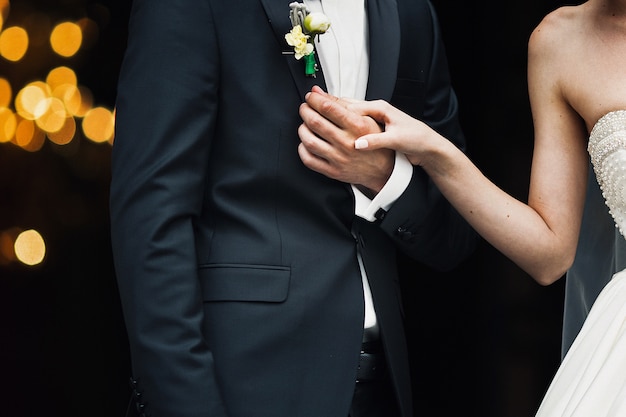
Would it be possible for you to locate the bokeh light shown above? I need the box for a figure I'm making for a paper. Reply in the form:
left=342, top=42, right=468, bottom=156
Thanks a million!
left=15, top=82, right=50, bottom=120
left=82, top=106, right=114, bottom=143
left=0, top=77, right=12, bottom=107
left=35, top=97, right=67, bottom=133
left=0, top=5, right=105, bottom=153
left=0, top=106, right=15, bottom=142
left=0, top=26, right=29, bottom=62
left=47, top=66, right=77, bottom=90
left=14, top=229, right=46, bottom=266
left=54, top=84, right=82, bottom=116
left=1, top=2, right=117, bottom=270
left=47, top=115, right=76, bottom=145
left=0, top=1, right=135, bottom=413
left=15, top=118, right=45, bottom=151
left=73, top=86, right=93, bottom=117
left=50, top=21, right=82, bottom=57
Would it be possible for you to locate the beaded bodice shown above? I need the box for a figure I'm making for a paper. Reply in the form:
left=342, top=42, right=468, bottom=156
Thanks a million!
left=588, top=110, right=626, bottom=237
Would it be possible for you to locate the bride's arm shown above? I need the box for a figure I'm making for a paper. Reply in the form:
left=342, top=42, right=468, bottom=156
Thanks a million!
left=357, top=109, right=587, bottom=285
left=308, top=20, right=589, bottom=285
left=522, top=16, right=589, bottom=284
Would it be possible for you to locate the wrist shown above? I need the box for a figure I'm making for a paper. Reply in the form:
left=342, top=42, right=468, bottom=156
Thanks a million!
left=421, top=133, right=461, bottom=177
left=361, top=149, right=395, bottom=194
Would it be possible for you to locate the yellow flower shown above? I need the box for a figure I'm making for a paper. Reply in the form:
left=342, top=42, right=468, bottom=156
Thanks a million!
left=285, top=25, right=314, bottom=60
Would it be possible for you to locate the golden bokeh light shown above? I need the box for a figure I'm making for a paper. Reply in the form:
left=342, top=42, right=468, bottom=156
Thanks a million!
left=15, top=118, right=45, bottom=152
left=47, top=66, right=77, bottom=90
left=0, top=3, right=111, bottom=154
left=73, top=86, right=93, bottom=117
left=0, top=3, right=119, bottom=276
left=53, top=84, right=82, bottom=116
left=0, top=77, right=11, bottom=107
left=15, top=82, right=51, bottom=120
left=14, top=229, right=46, bottom=266
left=47, top=115, right=76, bottom=145
left=50, top=21, right=82, bottom=58
left=0, top=106, right=16, bottom=142
left=35, top=97, right=67, bottom=133
left=14, top=117, right=34, bottom=146
left=82, top=106, right=114, bottom=143
left=0, top=26, right=29, bottom=62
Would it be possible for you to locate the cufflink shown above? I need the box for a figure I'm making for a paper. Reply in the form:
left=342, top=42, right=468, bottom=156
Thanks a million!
left=374, top=208, right=387, bottom=223
left=395, top=226, right=414, bottom=241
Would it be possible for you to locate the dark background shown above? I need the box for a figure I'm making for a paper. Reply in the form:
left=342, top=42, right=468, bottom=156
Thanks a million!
left=0, top=1, right=575, bottom=416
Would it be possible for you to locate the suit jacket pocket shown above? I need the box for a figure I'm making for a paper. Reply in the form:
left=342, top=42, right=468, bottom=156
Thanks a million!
left=391, top=78, right=425, bottom=117
left=198, top=263, right=290, bottom=303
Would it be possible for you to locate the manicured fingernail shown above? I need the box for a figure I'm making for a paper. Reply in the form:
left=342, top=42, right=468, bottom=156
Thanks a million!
left=354, top=139, right=368, bottom=149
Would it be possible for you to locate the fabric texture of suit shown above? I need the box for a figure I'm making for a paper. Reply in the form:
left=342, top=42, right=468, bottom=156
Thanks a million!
left=110, top=0, right=475, bottom=416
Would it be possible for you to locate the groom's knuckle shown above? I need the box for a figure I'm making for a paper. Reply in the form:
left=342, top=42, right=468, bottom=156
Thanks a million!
left=320, top=99, right=334, bottom=112
left=308, top=115, right=324, bottom=131
left=355, top=119, right=372, bottom=134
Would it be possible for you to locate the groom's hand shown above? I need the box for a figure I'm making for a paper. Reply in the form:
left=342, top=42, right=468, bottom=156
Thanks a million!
left=298, top=87, right=394, bottom=195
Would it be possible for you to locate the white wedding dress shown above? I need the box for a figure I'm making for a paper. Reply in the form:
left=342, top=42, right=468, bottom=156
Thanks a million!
left=535, top=110, right=626, bottom=416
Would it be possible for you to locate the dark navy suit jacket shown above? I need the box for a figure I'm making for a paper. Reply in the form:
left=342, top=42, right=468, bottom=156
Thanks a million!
left=110, top=0, right=475, bottom=416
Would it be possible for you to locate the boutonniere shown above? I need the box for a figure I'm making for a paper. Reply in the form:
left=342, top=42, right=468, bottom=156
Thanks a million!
left=285, top=2, right=331, bottom=77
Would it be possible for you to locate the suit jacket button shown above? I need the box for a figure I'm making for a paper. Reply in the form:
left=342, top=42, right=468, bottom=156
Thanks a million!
left=136, top=402, right=147, bottom=413
left=396, top=226, right=413, bottom=241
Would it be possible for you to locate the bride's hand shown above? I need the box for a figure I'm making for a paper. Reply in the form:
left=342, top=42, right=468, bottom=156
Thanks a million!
left=346, top=100, right=444, bottom=167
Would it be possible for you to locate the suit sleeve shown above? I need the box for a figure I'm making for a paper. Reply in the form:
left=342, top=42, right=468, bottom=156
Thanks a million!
left=110, top=1, right=227, bottom=416
left=379, top=0, right=477, bottom=271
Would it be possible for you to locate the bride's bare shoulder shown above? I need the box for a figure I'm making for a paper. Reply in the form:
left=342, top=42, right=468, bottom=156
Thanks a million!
left=529, top=5, right=585, bottom=58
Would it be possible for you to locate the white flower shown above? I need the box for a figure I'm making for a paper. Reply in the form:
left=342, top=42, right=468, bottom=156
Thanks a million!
left=304, top=12, right=331, bottom=35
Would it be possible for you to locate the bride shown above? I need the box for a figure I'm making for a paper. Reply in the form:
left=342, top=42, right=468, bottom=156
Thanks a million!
left=298, top=0, right=626, bottom=415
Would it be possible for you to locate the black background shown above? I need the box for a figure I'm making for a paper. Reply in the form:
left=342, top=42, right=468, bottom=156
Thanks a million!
left=0, top=1, right=575, bottom=416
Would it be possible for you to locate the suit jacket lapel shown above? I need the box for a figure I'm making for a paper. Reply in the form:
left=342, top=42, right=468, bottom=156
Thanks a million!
left=366, top=0, right=400, bottom=101
left=260, top=0, right=327, bottom=100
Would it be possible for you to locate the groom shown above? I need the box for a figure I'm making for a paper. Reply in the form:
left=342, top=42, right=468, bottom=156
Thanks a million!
left=110, top=0, right=475, bottom=416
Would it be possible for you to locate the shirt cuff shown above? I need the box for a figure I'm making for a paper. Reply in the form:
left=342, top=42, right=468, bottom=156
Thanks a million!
left=353, top=152, right=413, bottom=222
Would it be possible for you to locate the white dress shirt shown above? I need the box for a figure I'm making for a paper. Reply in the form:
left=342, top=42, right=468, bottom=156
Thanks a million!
left=303, top=0, right=413, bottom=339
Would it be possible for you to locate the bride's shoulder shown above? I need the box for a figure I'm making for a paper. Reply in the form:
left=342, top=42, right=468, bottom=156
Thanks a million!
left=529, top=6, right=585, bottom=60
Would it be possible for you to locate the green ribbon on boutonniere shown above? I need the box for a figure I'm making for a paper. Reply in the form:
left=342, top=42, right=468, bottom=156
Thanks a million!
left=285, top=2, right=331, bottom=77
